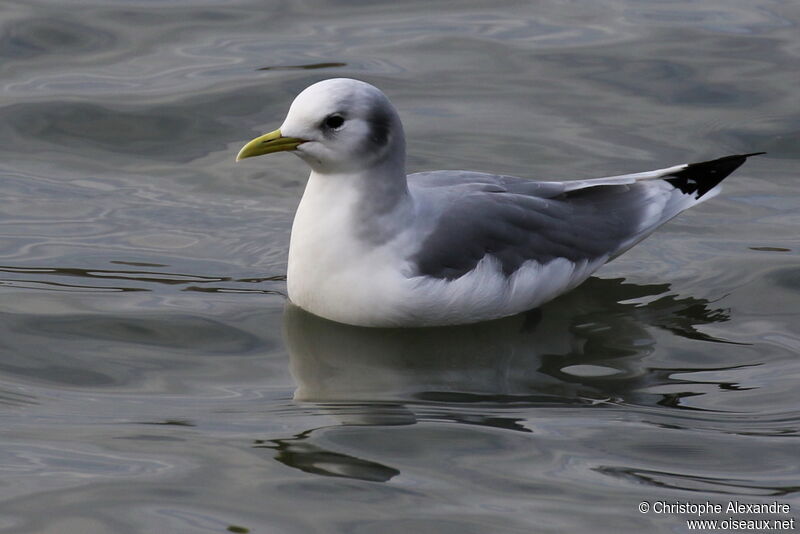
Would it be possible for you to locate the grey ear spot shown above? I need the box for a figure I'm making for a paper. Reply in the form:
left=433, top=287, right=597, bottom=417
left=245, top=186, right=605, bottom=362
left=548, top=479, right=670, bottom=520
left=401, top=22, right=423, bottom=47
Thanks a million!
left=367, top=106, right=391, bottom=147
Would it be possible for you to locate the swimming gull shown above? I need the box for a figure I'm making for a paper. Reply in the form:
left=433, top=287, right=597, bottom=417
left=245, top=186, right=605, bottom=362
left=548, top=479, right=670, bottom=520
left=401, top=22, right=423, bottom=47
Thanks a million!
left=236, top=78, right=762, bottom=327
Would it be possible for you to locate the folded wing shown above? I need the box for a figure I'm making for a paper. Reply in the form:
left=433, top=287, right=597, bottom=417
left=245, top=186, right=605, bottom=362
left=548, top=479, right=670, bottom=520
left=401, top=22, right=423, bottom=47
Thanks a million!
left=408, top=153, right=762, bottom=280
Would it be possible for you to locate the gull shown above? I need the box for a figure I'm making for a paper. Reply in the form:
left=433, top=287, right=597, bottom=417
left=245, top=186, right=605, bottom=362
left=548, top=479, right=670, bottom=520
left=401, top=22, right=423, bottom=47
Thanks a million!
left=236, top=78, right=762, bottom=327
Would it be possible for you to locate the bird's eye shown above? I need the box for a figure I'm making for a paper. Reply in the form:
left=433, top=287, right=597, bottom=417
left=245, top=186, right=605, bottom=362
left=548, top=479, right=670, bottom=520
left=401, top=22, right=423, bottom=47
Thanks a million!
left=323, top=115, right=345, bottom=130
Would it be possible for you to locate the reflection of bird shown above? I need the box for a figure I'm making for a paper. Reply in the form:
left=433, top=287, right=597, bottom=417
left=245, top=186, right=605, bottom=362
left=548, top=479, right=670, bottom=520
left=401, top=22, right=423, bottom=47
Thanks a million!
left=283, top=278, right=738, bottom=409
left=271, top=281, right=744, bottom=483
left=238, top=78, right=762, bottom=327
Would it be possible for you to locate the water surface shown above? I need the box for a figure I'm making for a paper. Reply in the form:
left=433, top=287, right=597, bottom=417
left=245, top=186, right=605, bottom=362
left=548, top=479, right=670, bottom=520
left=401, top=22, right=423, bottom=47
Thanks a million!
left=1, top=1, right=798, bottom=533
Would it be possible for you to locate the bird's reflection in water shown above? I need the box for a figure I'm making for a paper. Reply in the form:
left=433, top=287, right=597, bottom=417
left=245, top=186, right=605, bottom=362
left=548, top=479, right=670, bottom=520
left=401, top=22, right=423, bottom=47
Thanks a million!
left=262, top=277, right=739, bottom=482
left=286, top=277, right=737, bottom=408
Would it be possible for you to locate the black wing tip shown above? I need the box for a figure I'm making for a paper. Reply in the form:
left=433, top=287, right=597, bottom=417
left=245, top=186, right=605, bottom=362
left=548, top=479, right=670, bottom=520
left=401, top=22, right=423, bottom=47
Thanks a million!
left=666, top=152, right=765, bottom=198
left=687, top=151, right=767, bottom=169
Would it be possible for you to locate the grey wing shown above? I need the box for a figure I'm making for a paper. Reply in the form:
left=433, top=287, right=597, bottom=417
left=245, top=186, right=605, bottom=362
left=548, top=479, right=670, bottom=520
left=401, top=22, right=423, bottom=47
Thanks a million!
left=409, top=180, right=659, bottom=280
left=407, top=153, right=761, bottom=280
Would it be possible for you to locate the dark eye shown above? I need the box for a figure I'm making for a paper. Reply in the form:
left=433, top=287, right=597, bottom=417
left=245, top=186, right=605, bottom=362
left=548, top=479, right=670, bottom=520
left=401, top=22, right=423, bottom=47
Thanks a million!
left=323, top=114, right=345, bottom=129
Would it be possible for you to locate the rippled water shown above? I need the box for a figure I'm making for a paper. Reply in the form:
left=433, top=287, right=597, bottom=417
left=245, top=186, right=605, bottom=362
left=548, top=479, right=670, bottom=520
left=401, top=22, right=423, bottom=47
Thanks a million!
left=1, top=1, right=798, bottom=533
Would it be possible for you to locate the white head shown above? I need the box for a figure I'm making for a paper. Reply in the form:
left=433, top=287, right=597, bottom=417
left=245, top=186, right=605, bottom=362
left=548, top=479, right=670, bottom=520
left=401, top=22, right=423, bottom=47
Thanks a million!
left=237, top=79, right=405, bottom=175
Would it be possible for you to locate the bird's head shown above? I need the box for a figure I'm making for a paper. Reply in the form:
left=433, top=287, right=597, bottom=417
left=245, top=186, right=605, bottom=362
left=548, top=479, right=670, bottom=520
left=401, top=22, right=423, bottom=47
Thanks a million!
left=236, top=78, right=405, bottom=175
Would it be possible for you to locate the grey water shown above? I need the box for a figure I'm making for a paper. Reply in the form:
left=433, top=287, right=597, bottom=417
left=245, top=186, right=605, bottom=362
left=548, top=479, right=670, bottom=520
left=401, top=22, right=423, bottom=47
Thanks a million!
left=1, top=1, right=798, bottom=533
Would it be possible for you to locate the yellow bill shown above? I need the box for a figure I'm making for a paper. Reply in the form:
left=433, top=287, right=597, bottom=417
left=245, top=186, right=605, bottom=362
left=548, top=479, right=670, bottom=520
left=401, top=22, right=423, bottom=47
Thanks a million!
left=236, top=129, right=306, bottom=161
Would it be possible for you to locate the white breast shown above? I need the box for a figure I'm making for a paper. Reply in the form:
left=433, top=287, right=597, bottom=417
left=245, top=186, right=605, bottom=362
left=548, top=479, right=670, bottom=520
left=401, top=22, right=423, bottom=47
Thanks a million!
left=287, top=172, right=416, bottom=326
